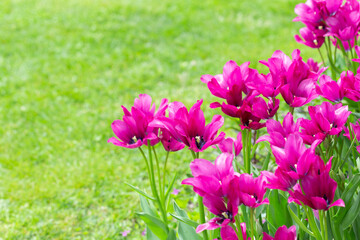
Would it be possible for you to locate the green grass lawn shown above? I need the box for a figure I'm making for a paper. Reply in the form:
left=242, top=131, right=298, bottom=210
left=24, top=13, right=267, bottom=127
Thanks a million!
left=0, top=0, right=314, bottom=238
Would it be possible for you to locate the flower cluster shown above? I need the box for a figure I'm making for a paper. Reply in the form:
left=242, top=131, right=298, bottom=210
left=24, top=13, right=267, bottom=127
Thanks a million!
left=108, top=95, right=225, bottom=152
left=294, top=0, right=360, bottom=50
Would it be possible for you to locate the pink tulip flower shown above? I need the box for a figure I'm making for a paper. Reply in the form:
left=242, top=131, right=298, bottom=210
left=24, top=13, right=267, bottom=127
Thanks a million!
left=220, top=224, right=250, bottom=240
left=151, top=100, right=225, bottom=152
left=257, top=112, right=301, bottom=148
left=263, top=225, right=297, bottom=240
left=108, top=94, right=168, bottom=149
left=300, top=102, right=351, bottom=145
left=289, top=171, right=345, bottom=210
left=218, top=132, right=243, bottom=157
left=230, top=173, right=269, bottom=208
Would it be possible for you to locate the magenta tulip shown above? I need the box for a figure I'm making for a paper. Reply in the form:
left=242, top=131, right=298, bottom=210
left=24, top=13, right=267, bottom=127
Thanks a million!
left=300, top=102, right=351, bottom=145
left=108, top=94, right=168, bottom=149
left=151, top=99, right=225, bottom=152
left=218, top=132, right=243, bottom=157
left=230, top=173, right=269, bottom=208
left=263, top=225, right=297, bottom=240
left=257, top=112, right=301, bottom=148
left=220, top=224, right=250, bottom=240
left=289, top=171, right=345, bottom=210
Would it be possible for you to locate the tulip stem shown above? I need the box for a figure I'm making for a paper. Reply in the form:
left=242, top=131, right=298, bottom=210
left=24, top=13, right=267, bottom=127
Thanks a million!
left=152, top=146, right=163, bottom=201
left=148, top=143, right=169, bottom=230
left=319, top=210, right=325, bottom=240
left=317, top=48, right=326, bottom=66
left=250, top=208, right=255, bottom=240
left=192, top=151, right=209, bottom=240
left=235, top=215, right=244, bottom=240
left=198, top=196, right=209, bottom=240
left=289, top=106, right=294, bottom=115
left=324, top=211, right=328, bottom=240
left=163, top=151, right=170, bottom=203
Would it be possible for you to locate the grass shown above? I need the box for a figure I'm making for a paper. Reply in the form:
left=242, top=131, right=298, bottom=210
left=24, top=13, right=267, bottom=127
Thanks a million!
left=0, top=0, right=315, bottom=239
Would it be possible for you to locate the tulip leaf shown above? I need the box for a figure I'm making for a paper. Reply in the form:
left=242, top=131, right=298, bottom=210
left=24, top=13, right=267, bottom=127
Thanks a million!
left=287, top=205, right=314, bottom=237
left=126, top=182, right=156, bottom=201
left=340, top=193, right=360, bottom=229
left=164, top=173, right=177, bottom=202
left=173, top=201, right=201, bottom=240
left=140, top=195, right=158, bottom=217
left=334, top=174, right=360, bottom=223
left=166, top=229, right=177, bottom=240
left=137, top=212, right=168, bottom=240
left=147, top=226, right=161, bottom=240
left=266, top=190, right=292, bottom=235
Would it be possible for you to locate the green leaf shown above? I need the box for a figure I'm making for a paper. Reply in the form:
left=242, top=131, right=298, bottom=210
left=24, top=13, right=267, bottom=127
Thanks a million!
left=287, top=206, right=314, bottom=237
left=140, top=195, right=158, bottom=217
left=147, top=226, right=160, bottom=240
left=173, top=201, right=201, bottom=240
left=166, top=229, right=177, bottom=240
left=125, top=182, right=156, bottom=201
left=170, top=213, right=199, bottom=228
left=334, top=174, right=360, bottom=223
left=266, top=190, right=292, bottom=234
left=164, top=173, right=177, bottom=201
left=137, top=212, right=168, bottom=240
left=341, top=193, right=360, bottom=229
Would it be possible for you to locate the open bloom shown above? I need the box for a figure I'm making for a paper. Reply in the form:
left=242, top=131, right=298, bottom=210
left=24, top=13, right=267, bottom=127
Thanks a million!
left=289, top=171, right=345, bottom=210
left=300, top=102, right=351, bottom=145
left=218, top=132, right=243, bottom=157
left=261, top=49, right=324, bottom=108
left=257, top=112, right=301, bottom=148
left=220, top=224, right=250, bottom=240
left=230, top=173, right=269, bottom=208
left=196, top=194, right=237, bottom=233
left=263, top=225, right=297, bottom=240
left=295, top=27, right=325, bottom=48
left=182, top=153, right=235, bottom=197
left=202, top=60, right=277, bottom=130
left=201, top=60, right=254, bottom=118
left=150, top=100, right=225, bottom=152
left=325, top=0, right=360, bottom=42
left=344, top=120, right=360, bottom=154
left=108, top=94, right=168, bottom=149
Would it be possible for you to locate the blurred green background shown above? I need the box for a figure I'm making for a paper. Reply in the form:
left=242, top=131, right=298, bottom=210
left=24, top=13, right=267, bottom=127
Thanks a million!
left=0, top=0, right=314, bottom=239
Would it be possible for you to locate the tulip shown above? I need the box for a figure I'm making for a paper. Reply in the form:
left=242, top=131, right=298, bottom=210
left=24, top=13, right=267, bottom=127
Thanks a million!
left=300, top=102, right=351, bottom=144
left=257, top=112, right=301, bottom=148
left=151, top=99, right=225, bottom=152
left=263, top=225, right=297, bottom=240
left=289, top=171, right=345, bottom=210
left=218, top=132, right=243, bottom=157
left=108, top=94, right=168, bottom=149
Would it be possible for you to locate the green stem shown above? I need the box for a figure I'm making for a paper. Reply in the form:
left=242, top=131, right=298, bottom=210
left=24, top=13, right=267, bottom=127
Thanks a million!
left=242, top=129, right=248, bottom=173
left=139, top=147, right=156, bottom=196
left=319, top=210, right=325, bottom=240
left=148, top=143, right=168, bottom=229
left=163, top=151, right=170, bottom=202
left=318, top=48, right=326, bottom=65
left=246, top=129, right=252, bottom=174
left=234, top=215, right=244, bottom=240
left=275, top=111, right=279, bottom=121
left=324, top=211, right=328, bottom=240
left=250, top=208, right=255, bottom=240
left=152, top=146, right=163, bottom=201
left=289, top=106, right=294, bottom=115
left=198, top=196, right=209, bottom=240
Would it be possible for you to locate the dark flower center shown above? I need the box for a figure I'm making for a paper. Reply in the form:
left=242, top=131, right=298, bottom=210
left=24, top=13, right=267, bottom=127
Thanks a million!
left=129, top=136, right=141, bottom=144
left=195, top=136, right=206, bottom=150
left=216, top=211, right=233, bottom=225
left=290, top=165, right=297, bottom=172
left=323, top=194, right=330, bottom=206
